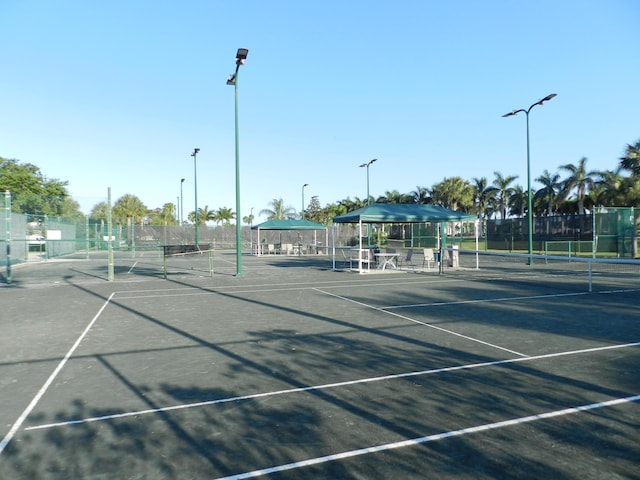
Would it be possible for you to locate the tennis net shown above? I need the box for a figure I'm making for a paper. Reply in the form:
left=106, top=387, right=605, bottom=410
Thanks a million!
left=449, top=249, right=640, bottom=293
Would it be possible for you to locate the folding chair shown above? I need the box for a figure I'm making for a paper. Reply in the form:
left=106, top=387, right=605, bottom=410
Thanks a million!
left=340, top=249, right=351, bottom=269
left=422, top=248, right=436, bottom=269
left=398, top=249, right=415, bottom=269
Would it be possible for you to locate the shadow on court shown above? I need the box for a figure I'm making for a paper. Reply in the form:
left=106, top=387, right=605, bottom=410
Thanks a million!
left=0, top=256, right=638, bottom=479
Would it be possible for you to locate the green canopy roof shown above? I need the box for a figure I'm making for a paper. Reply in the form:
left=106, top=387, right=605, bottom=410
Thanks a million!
left=332, top=203, right=476, bottom=223
left=251, top=219, right=327, bottom=230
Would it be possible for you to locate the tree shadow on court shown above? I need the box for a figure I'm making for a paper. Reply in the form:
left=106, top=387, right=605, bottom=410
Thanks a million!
left=371, top=274, right=640, bottom=350
left=2, top=273, right=638, bottom=479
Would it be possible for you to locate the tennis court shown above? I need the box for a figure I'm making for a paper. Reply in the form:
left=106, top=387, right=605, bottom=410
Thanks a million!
left=1, top=251, right=638, bottom=479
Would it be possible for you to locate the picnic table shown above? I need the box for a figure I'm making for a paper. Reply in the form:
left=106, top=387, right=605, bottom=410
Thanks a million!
left=375, top=252, right=400, bottom=270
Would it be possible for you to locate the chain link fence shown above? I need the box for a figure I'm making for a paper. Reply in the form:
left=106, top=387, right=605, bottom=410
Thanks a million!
left=2, top=189, right=637, bottom=284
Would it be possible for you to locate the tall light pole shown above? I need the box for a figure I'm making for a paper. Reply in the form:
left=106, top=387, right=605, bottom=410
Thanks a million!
left=227, top=48, right=248, bottom=277
left=359, top=158, right=377, bottom=205
left=502, top=93, right=556, bottom=265
left=359, top=158, right=377, bottom=246
left=191, top=148, right=200, bottom=245
left=301, top=183, right=309, bottom=219
left=180, top=178, right=185, bottom=225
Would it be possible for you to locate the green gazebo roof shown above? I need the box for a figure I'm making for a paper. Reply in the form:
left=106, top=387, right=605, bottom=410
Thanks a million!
left=251, top=219, right=327, bottom=230
left=332, top=203, right=475, bottom=223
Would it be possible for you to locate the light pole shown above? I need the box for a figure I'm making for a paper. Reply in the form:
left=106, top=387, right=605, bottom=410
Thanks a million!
left=301, top=183, right=309, bottom=219
left=227, top=47, right=248, bottom=277
left=359, top=158, right=377, bottom=205
left=359, top=158, right=377, bottom=246
left=191, top=148, right=200, bottom=245
left=502, top=93, right=556, bottom=265
left=180, top=178, right=185, bottom=225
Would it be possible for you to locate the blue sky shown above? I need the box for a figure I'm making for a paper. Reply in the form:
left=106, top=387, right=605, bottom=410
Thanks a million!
left=1, top=0, right=638, bottom=221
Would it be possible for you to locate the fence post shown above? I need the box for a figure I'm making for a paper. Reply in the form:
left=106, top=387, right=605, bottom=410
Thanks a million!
left=4, top=191, right=11, bottom=284
left=107, top=188, right=114, bottom=281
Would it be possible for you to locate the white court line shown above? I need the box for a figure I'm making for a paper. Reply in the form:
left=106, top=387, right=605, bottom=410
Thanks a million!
left=213, top=394, right=640, bottom=480
left=0, top=293, right=115, bottom=456
left=24, top=342, right=640, bottom=431
left=128, top=261, right=138, bottom=274
left=384, top=288, right=640, bottom=309
left=111, top=277, right=457, bottom=298
left=314, top=287, right=528, bottom=357
left=384, top=290, right=591, bottom=309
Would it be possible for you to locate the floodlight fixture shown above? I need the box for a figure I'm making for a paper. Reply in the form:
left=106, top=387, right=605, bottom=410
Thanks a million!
left=236, top=48, right=249, bottom=64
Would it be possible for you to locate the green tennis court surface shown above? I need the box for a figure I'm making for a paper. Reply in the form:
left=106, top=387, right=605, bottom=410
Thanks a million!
left=1, top=252, right=638, bottom=479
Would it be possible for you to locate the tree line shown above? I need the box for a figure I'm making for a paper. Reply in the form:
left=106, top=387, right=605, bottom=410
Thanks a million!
left=2, top=138, right=639, bottom=226
left=303, top=140, right=640, bottom=224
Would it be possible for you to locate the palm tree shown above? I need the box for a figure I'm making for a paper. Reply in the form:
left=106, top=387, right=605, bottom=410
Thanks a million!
left=471, top=177, right=494, bottom=219
left=259, top=198, right=296, bottom=220
left=430, top=177, right=473, bottom=212
left=112, top=194, right=148, bottom=226
left=158, top=203, right=176, bottom=226
left=242, top=212, right=255, bottom=226
left=324, top=203, right=347, bottom=224
left=534, top=169, right=561, bottom=216
left=112, top=194, right=148, bottom=246
left=508, top=185, right=528, bottom=218
left=590, top=167, right=626, bottom=207
left=376, top=190, right=410, bottom=204
left=188, top=205, right=215, bottom=226
left=409, top=186, right=431, bottom=204
left=338, top=197, right=366, bottom=213
left=213, top=206, right=235, bottom=225
left=619, top=139, right=640, bottom=176
left=90, top=201, right=109, bottom=230
left=559, top=157, right=597, bottom=215
left=488, top=171, right=519, bottom=219
left=621, top=177, right=640, bottom=207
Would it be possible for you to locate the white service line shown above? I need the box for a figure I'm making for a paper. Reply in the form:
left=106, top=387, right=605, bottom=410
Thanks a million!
left=111, top=277, right=454, bottom=298
left=24, top=341, right=640, bottom=431
left=314, top=287, right=528, bottom=357
left=384, top=290, right=591, bottom=309
left=0, top=293, right=115, bottom=456
left=213, top=393, right=640, bottom=480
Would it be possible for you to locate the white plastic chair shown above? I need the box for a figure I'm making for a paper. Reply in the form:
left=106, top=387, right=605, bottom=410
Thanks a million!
left=423, top=248, right=436, bottom=269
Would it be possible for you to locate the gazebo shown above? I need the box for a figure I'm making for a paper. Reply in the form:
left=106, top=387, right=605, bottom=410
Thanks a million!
left=251, top=219, right=328, bottom=255
left=332, top=203, right=477, bottom=272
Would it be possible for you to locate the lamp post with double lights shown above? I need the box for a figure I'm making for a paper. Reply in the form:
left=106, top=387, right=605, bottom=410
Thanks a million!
left=301, top=183, right=309, bottom=220
left=359, top=158, right=377, bottom=245
left=191, top=148, right=200, bottom=245
left=227, top=48, right=248, bottom=277
left=502, top=93, right=557, bottom=265
left=359, top=158, right=377, bottom=205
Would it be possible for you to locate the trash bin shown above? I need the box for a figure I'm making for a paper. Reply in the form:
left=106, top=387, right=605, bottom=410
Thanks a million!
left=450, top=245, right=459, bottom=267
